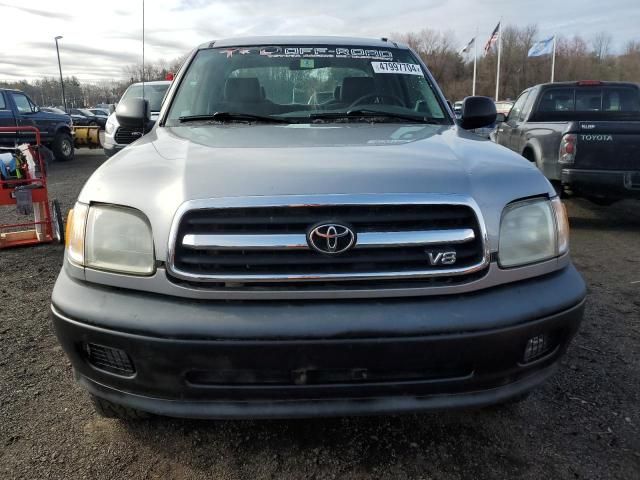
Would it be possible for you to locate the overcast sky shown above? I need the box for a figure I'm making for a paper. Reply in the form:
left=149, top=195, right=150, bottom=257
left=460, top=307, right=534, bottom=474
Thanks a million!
left=1, top=0, right=638, bottom=82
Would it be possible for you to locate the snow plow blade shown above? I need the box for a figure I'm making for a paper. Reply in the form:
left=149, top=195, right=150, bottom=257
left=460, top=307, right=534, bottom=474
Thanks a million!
left=73, top=126, right=101, bottom=149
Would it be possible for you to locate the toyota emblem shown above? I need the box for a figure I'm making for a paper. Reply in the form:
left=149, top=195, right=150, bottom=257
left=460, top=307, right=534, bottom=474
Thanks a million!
left=307, top=223, right=356, bottom=255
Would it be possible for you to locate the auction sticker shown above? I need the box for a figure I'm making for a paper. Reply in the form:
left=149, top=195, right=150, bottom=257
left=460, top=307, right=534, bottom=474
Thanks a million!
left=372, top=62, right=423, bottom=75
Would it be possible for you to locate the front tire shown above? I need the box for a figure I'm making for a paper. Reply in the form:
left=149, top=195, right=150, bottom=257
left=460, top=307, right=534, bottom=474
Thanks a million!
left=52, top=132, right=74, bottom=162
left=89, top=394, right=150, bottom=420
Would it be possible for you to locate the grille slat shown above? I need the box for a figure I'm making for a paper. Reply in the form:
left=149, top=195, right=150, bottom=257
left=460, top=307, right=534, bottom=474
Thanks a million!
left=114, top=127, right=143, bottom=144
left=170, top=202, right=486, bottom=288
left=178, top=245, right=480, bottom=267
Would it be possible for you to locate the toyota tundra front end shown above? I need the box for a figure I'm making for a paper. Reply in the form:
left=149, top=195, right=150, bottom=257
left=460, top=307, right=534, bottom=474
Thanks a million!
left=51, top=36, right=586, bottom=419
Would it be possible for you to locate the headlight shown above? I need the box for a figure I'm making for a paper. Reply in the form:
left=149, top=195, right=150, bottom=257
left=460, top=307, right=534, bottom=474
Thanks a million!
left=498, top=197, right=569, bottom=268
left=65, top=203, right=155, bottom=275
left=105, top=116, right=117, bottom=134
left=66, top=203, right=88, bottom=266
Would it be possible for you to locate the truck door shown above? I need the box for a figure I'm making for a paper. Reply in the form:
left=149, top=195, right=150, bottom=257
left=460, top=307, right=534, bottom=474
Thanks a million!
left=9, top=91, right=41, bottom=144
left=498, top=91, right=530, bottom=151
left=0, top=91, right=18, bottom=146
left=511, top=90, right=537, bottom=154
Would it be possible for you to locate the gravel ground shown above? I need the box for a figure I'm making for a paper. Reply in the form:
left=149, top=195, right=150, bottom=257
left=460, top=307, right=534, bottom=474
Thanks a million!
left=1, top=150, right=638, bottom=480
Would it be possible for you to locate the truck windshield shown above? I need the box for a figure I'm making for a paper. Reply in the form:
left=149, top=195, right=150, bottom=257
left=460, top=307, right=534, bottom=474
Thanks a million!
left=165, top=45, right=449, bottom=125
left=121, top=84, right=169, bottom=112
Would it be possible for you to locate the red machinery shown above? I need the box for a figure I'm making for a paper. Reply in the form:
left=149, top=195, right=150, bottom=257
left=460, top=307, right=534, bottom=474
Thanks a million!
left=0, top=126, right=64, bottom=248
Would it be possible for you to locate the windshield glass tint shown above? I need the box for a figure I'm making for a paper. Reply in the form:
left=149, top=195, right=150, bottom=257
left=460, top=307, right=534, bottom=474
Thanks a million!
left=166, top=45, right=448, bottom=124
left=122, top=83, right=169, bottom=112
left=539, top=87, right=640, bottom=113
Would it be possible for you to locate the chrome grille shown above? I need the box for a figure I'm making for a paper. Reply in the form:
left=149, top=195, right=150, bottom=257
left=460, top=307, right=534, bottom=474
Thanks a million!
left=168, top=195, right=488, bottom=286
left=114, top=127, right=143, bottom=144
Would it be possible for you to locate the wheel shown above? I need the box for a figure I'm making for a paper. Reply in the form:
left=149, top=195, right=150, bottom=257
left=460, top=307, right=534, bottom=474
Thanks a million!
left=52, top=132, right=74, bottom=162
left=88, top=121, right=97, bottom=127
left=89, top=394, right=150, bottom=420
left=51, top=199, right=64, bottom=244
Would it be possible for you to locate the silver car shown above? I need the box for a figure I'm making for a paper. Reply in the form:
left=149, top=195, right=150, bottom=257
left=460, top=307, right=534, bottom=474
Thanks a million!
left=52, top=36, right=585, bottom=420
left=103, top=80, right=170, bottom=157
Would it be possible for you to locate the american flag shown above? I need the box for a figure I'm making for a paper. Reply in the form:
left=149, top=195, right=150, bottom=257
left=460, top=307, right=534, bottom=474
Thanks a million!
left=484, top=22, right=501, bottom=54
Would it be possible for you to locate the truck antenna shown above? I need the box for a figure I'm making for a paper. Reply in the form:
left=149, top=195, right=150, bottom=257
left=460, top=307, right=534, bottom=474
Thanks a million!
left=142, top=0, right=145, bottom=134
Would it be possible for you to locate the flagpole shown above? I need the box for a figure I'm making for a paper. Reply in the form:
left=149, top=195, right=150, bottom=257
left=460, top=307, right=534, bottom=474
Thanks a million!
left=472, top=28, right=477, bottom=96
left=551, top=35, right=557, bottom=83
left=495, top=21, right=502, bottom=101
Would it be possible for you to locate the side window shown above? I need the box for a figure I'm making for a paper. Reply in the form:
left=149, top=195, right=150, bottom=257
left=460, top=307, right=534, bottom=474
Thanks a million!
left=538, top=88, right=575, bottom=112
left=11, top=93, right=34, bottom=114
left=0, top=93, right=6, bottom=110
left=507, top=92, right=529, bottom=122
left=521, top=90, right=537, bottom=120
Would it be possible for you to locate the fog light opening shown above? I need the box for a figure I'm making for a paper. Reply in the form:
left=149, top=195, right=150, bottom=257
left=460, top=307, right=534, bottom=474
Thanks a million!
left=523, top=333, right=552, bottom=363
left=83, top=343, right=135, bottom=376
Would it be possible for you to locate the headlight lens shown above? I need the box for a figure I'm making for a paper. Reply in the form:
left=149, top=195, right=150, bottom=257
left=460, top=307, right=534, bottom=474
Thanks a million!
left=105, top=116, right=117, bottom=134
left=499, top=198, right=568, bottom=268
left=65, top=203, right=88, bottom=266
left=84, top=205, right=155, bottom=275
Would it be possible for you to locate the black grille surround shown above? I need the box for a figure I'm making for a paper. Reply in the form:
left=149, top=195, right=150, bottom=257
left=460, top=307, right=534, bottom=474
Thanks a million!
left=168, top=197, right=489, bottom=290
left=114, top=127, right=144, bottom=144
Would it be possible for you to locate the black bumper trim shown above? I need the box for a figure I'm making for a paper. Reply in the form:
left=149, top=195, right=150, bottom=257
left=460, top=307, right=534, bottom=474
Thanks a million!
left=562, top=168, right=640, bottom=197
left=78, top=365, right=558, bottom=419
left=51, top=265, right=586, bottom=340
left=52, top=298, right=584, bottom=418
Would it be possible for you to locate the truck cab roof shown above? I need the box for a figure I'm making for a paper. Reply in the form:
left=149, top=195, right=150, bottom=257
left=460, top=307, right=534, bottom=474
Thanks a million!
left=199, top=36, right=407, bottom=50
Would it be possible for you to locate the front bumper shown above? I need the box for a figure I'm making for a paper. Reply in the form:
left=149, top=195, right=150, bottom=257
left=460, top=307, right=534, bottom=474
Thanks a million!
left=562, top=168, right=640, bottom=198
left=102, top=142, right=125, bottom=158
left=51, top=265, right=586, bottom=418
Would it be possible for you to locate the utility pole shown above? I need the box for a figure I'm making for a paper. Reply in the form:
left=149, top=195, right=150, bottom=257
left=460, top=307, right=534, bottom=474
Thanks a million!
left=472, top=28, right=478, bottom=96
left=54, top=36, right=67, bottom=112
left=551, top=36, right=557, bottom=83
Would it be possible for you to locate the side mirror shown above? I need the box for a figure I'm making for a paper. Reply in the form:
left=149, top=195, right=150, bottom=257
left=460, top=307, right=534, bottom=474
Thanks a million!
left=495, top=113, right=506, bottom=123
left=460, top=96, right=497, bottom=130
left=108, top=104, right=115, bottom=114
left=116, top=98, right=150, bottom=129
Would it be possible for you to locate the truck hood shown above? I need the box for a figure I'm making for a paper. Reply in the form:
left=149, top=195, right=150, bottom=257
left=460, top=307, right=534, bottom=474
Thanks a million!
left=80, top=123, right=553, bottom=260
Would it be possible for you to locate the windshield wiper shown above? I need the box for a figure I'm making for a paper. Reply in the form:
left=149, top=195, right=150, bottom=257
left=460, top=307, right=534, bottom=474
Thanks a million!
left=308, top=109, right=441, bottom=124
left=178, top=112, right=290, bottom=124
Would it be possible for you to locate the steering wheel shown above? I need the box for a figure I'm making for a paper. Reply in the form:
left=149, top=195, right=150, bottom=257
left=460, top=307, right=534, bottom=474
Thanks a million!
left=348, top=93, right=405, bottom=109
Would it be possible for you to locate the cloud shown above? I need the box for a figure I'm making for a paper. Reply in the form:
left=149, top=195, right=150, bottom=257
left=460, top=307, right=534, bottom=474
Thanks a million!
left=0, top=1, right=73, bottom=20
left=25, top=41, right=142, bottom=64
left=2, top=0, right=639, bottom=83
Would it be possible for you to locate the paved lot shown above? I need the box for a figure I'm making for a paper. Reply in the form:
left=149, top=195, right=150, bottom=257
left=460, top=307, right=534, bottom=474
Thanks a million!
left=1, top=150, right=638, bottom=479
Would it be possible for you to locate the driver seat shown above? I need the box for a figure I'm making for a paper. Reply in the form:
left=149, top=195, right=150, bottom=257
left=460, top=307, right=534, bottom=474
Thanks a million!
left=340, top=77, right=376, bottom=105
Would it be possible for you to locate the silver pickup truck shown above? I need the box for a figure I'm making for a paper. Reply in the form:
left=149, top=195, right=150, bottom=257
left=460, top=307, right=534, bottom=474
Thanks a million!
left=51, top=36, right=586, bottom=420
left=493, top=81, right=640, bottom=205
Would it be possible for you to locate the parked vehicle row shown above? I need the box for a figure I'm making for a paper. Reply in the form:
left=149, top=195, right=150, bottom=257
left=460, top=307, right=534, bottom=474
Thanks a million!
left=68, top=108, right=106, bottom=128
left=0, top=88, right=74, bottom=161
